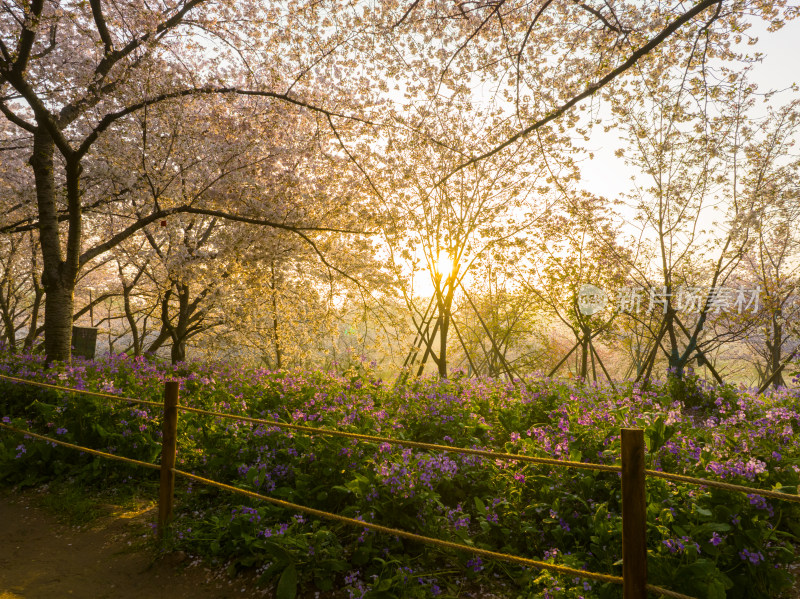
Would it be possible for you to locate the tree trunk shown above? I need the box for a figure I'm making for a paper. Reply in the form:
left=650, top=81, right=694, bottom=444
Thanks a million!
left=0, top=285, right=16, bottom=349
left=145, top=327, right=170, bottom=355
left=42, top=284, right=75, bottom=362
left=122, top=285, right=141, bottom=355
left=170, top=335, right=186, bottom=363
left=664, top=312, right=682, bottom=377
left=31, top=128, right=76, bottom=363
left=436, top=274, right=458, bottom=379
left=439, top=309, right=449, bottom=378
left=169, top=283, right=190, bottom=364
left=23, top=283, right=44, bottom=351
left=579, top=330, right=590, bottom=379
left=768, top=317, right=784, bottom=388
left=270, top=263, right=282, bottom=369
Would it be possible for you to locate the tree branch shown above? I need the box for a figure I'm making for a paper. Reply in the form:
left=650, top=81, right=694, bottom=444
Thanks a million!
left=79, top=205, right=372, bottom=267
left=442, top=0, right=723, bottom=182
left=569, top=0, right=626, bottom=34
left=10, top=0, right=45, bottom=75
left=0, top=99, right=35, bottom=132
left=89, top=0, right=114, bottom=55
left=76, top=86, right=379, bottom=159
left=393, top=0, right=424, bottom=28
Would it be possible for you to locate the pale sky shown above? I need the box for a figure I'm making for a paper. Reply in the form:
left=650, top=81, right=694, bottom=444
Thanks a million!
left=580, top=16, right=800, bottom=202
left=412, top=16, right=800, bottom=298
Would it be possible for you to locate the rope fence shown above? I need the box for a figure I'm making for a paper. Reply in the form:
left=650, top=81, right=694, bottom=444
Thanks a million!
left=176, top=403, right=623, bottom=473
left=0, top=422, right=160, bottom=471
left=0, top=373, right=163, bottom=409
left=6, top=373, right=794, bottom=503
left=174, top=469, right=624, bottom=585
left=174, top=468, right=693, bottom=599
left=0, top=418, right=690, bottom=599
left=4, top=374, right=800, bottom=598
left=646, top=469, right=800, bottom=504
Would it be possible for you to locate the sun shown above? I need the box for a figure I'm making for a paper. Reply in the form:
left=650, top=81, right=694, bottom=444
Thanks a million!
left=434, top=252, right=454, bottom=279
left=410, top=250, right=457, bottom=298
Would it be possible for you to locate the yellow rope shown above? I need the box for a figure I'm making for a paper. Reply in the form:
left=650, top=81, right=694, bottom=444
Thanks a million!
left=176, top=404, right=623, bottom=473
left=3, top=374, right=795, bottom=507
left=176, top=406, right=800, bottom=505
left=172, top=468, right=625, bottom=586
left=0, top=422, right=696, bottom=598
left=645, top=469, right=800, bottom=504
left=0, top=423, right=160, bottom=470
left=0, top=374, right=162, bottom=409
left=645, top=584, right=698, bottom=599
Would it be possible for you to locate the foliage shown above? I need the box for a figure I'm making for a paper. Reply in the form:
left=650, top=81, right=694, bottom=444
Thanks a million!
left=1, top=351, right=799, bottom=598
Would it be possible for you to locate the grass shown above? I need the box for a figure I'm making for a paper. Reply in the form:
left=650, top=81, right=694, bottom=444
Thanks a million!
left=35, top=479, right=158, bottom=529
left=37, top=481, right=102, bottom=526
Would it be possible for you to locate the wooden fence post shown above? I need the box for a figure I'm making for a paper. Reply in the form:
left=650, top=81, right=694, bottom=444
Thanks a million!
left=621, top=428, right=647, bottom=599
left=158, top=380, right=179, bottom=538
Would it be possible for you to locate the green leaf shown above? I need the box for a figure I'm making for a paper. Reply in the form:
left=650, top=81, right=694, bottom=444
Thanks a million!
left=257, top=560, right=288, bottom=585
left=276, top=564, right=297, bottom=599
left=261, top=541, right=291, bottom=562
left=474, top=496, right=486, bottom=513
left=319, top=559, right=349, bottom=572
left=373, top=577, right=393, bottom=592
left=351, top=546, right=371, bottom=566
left=314, top=574, right=333, bottom=592
left=707, top=579, right=727, bottom=599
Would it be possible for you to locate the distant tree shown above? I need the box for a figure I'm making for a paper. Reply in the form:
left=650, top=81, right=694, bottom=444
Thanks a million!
left=0, top=125, right=42, bottom=351
left=0, top=230, right=43, bottom=351
left=377, top=101, right=565, bottom=378
left=451, top=261, right=552, bottom=378
left=516, top=192, right=629, bottom=381
left=612, top=67, right=768, bottom=385
left=737, top=99, right=800, bottom=388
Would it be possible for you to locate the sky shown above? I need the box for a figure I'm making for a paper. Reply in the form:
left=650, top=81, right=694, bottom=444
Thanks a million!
left=411, top=15, right=800, bottom=298
left=580, top=15, right=800, bottom=202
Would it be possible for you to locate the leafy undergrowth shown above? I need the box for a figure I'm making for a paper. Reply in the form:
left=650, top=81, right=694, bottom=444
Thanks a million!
left=2, top=351, right=800, bottom=598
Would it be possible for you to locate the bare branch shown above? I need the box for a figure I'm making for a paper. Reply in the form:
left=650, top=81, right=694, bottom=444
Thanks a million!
left=393, top=0, right=424, bottom=28
left=569, top=0, right=625, bottom=34
left=443, top=0, right=723, bottom=183
left=79, top=205, right=373, bottom=266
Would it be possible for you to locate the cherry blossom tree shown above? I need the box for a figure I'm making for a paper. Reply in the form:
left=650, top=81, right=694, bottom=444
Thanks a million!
left=0, top=1, right=373, bottom=361
left=611, top=67, right=788, bottom=386
left=737, top=99, right=800, bottom=388
left=1, top=0, right=792, bottom=364
left=514, top=192, right=630, bottom=381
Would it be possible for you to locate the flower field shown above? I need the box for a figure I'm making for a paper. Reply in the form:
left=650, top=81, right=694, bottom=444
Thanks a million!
left=1, top=352, right=800, bottom=599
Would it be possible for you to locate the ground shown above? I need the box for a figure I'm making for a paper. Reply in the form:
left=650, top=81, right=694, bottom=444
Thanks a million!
left=1, top=488, right=799, bottom=599
left=0, top=489, right=269, bottom=599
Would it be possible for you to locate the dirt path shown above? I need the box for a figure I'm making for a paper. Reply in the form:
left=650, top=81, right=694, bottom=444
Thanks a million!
left=0, top=490, right=268, bottom=599
left=3, top=488, right=799, bottom=599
